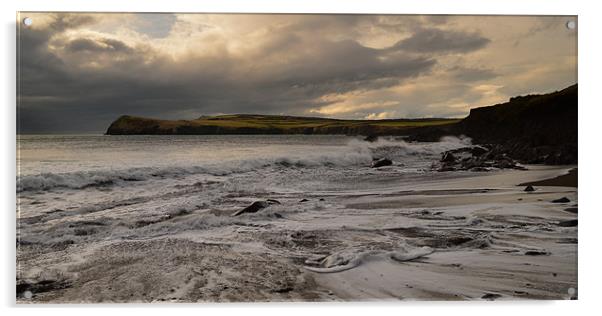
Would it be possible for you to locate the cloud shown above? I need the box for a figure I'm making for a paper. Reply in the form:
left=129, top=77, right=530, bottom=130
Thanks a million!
left=391, top=27, right=490, bottom=53
left=65, top=38, right=133, bottom=53
left=365, top=111, right=399, bottom=120
left=448, top=66, right=498, bottom=82
left=16, top=13, right=576, bottom=133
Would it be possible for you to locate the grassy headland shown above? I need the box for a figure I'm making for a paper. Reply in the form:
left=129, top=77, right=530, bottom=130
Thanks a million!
left=106, top=114, right=460, bottom=136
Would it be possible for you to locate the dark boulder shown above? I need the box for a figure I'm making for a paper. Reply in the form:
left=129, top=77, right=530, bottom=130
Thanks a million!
left=557, top=219, right=577, bottom=227
left=524, top=185, right=535, bottom=192
left=524, top=250, right=550, bottom=256
left=564, top=207, right=578, bottom=214
left=371, top=158, right=393, bottom=168
left=552, top=197, right=571, bottom=203
left=481, top=293, right=502, bottom=300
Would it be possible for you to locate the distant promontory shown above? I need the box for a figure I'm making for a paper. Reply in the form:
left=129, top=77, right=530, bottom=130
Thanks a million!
left=106, top=84, right=577, bottom=164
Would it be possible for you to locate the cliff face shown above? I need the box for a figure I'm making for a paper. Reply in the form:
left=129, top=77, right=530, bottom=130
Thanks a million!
left=457, top=84, right=577, bottom=164
left=458, top=84, right=577, bottom=146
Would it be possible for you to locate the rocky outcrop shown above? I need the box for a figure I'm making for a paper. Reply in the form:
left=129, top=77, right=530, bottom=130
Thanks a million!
left=410, top=85, right=577, bottom=165
left=463, top=85, right=576, bottom=164
left=435, top=146, right=526, bottom=172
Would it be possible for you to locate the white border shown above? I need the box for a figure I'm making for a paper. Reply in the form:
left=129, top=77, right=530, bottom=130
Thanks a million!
left=7, top=0, right=581, bottom=15
left=2, top=1, right=600, bottom=315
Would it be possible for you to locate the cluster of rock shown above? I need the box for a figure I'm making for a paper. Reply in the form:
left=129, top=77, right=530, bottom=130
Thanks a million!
left=435, top=145, right=527, bottom=172
left=482, top=143, right=577, bottom=165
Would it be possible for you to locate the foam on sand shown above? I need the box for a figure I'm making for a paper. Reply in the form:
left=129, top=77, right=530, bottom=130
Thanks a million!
left=304, top=246, right=435, bottom=273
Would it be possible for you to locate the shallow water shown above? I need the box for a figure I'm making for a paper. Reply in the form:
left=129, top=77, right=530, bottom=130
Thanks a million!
left=16, top=135, right=471, bottom=215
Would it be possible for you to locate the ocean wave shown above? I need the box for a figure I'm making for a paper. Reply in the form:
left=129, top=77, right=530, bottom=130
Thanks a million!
left=17, top=136, right=471, bottom=193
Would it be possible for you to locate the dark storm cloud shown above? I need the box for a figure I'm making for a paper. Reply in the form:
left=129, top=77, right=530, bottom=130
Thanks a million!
left=18, top=15, right=444, bottom=133
left=16, top=14, right=505, bottom=133
left=391, top=27, right=490, bottom=53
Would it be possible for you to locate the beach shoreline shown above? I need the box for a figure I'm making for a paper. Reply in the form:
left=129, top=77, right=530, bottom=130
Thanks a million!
left=17, top=162, right=577, bottom=302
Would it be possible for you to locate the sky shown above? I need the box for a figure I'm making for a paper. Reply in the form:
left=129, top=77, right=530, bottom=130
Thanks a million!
left=17, top=13, right=577, bottom=133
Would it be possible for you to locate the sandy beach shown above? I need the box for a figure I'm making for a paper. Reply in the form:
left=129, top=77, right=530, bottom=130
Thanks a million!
left=16, top=140, right=577, bottom=302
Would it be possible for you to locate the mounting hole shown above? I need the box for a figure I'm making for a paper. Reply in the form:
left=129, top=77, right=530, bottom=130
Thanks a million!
left=566, top=21, right=576, bottom=30
left=568, top=287, right=576, bottom=297
left=23, top=17, right=33, bottom=26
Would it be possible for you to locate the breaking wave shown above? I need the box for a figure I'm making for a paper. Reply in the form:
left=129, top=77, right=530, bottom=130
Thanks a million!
left=17, top=136, right=471, bottom=193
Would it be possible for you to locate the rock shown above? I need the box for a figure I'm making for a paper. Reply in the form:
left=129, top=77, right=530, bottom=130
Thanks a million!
left=273, top=213, right=283, bottom=219
left=299, top=199, right=309, bottom=203
left=524, top=250, right=550, bottom=256
left=232, top=200, right=279, bottom=216
left=557, top=219, right=577, bottom=227
left=371, top=158, right=392, bottom=168
left=460, top=158, right=477, bottom=170
left=440, top=152, right=456, bottom=163
left=471, top=146, right=489, bottom=156
left=524, top=185, right=535, bottom=192
left=17, top=279, right=71, bottom=297
left=495, top=159, right=516, bottom=169
left=436, top=146, right=523, bottom=172
left=564, top=207, right=578, bottom=214
left=271, top=286, right=294, bottom=293
left=363, top=135, right=379, bottom=142
left=481, top=293, right=502, bottom=300
left=552, top=197, right=571, bottom=203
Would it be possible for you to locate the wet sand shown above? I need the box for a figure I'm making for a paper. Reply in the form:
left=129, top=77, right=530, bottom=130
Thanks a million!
left=520, top=168, right=577, bottom=188
left=17, top=165, right=577, bottom=302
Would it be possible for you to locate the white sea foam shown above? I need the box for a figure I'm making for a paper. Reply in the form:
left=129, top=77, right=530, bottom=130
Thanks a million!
left=17, top=136, right=471, bottom=193
left=303, top=245, right=435, bottom=273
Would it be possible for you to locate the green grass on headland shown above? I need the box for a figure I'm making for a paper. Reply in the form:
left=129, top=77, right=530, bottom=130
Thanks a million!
left=106, top=113, right=461, bottom=135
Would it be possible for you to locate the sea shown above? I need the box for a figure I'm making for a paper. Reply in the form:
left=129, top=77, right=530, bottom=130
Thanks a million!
left=17, top=135, right=470, bottom=220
